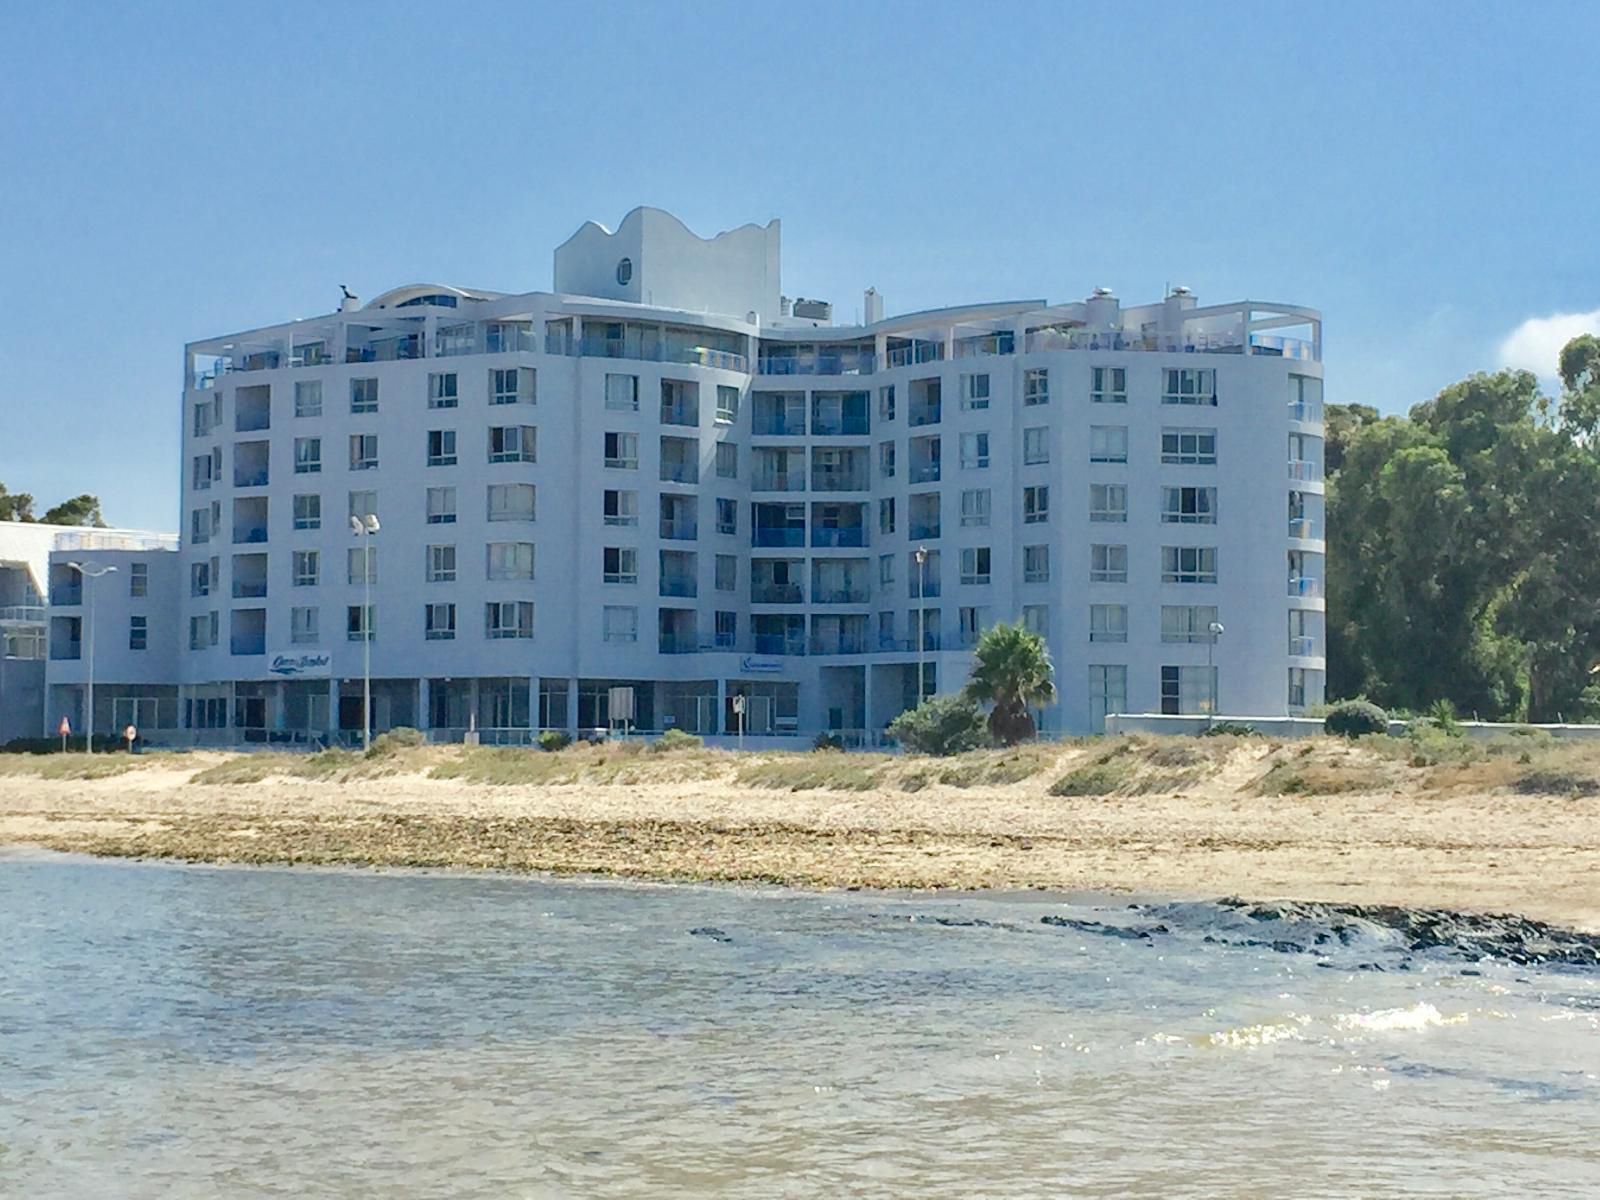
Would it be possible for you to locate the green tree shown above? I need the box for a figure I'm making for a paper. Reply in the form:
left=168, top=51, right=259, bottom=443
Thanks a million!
left=0, top=483, right=35, bottom=521
left=887, top=694, right=987, bottom=756
left=41, top=494, right=105, bottom=527
left=962, top=622, right=1056, bottom=745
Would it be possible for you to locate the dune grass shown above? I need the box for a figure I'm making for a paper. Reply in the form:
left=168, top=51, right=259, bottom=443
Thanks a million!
left=0, top=754, right=139, bottom=781
left=735, top=754, right=888, bottom=792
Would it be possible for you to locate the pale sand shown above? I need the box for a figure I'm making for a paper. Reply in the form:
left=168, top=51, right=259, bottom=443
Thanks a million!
left=1, top=745, right=1597, bottom=930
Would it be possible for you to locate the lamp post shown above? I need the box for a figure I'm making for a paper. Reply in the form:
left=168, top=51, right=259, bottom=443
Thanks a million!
left=66, top=561, right=117, bottom=753
left=913, top=544, right=928, bottom=704
left=1206, top=620, right=1225, bottom=731
left=349, top=514, right=379, bottom=750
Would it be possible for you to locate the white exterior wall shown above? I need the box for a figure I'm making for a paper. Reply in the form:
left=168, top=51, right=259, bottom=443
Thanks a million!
left=166, top=213, right=1324, bottom=743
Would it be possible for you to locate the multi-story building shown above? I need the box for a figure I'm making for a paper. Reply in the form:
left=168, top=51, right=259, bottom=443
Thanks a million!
left=41, top=206, right=1327, bottom=745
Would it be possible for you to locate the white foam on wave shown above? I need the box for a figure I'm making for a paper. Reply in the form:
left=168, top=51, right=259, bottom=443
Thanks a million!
left=1202, top=1015, right=1313, bottom=1048
left=1333, top=1002, right=1466, bottom=1033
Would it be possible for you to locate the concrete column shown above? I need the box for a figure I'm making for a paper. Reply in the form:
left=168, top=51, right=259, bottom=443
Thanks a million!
left=469, top=678, right=481, bottom=732
left=528, top=675, right=538, bottom=735
left=716, top=677, right=727, bottom=735
left=326, top=677, right=339, bottom=742
left=419, top=677, right=432, bottom=737
left=863, top=665, right=874, bottom=746
left=566, top=676, right=579, bottom=735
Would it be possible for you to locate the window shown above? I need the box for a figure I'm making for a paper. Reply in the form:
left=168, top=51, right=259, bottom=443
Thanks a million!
left=128, top=562, right=148, bottom=597
left=1023, top=485, right=1049, bottom=524
left=960, top=546, right=991, bottom=585
left=714, top=611, right=736, bottom=648
left=603, top=547, right=637, bottom=585
left=958, top=606, right=985, bottom=647
left=349, top=434, right=377, bottom=471
left=295, top=380, right=322, bottom=418
left=1091, top=543, right=1128, bottom=583
left=604, top=431, right=638, bottom=469
left=350, top=377, right=378, bottom=413
left=128, top=615, right=147, bottom=651
left=1162, top=428, right=1217, bottom=465
left=1161, top=486, right=1217, bottom=524
left=487, top=541, right=535, bottom=580
left=879, top=385, right=896, bottom=422
left=188, top=614, right=207, bottom=650
left=192, top=454, right=213, bottom=491
left=960, top=373, right=990, bottom=409
left=1023, top=544, right=1049, bottom=583
left=425, top=602, right=456, bottom=640
left=1289, top=374, right=1324, bottom=423
left=190, top=507, right=210, bottom=545
left=878, top=497, right=896, bottom=535
left=1022, top=604, right=1049, bottom=636
left=294, top=437, right=322, bottom=474
left=1023, top=426, right=1049, bottom=465
left=293, top=494, right=321, bottom=530
left=488, top=425, right=536, bottom=463
left=715, top=554, right=737, bottom=592
left=1162, top=545, right=1218, bottom=584
left=292, top=550, right=319, bottom=587
left=487, top=482, right=535, bottom=522
left=605, top=373, right=639, bottom=411
left=190, top=561, right=210, bottom=598
left=1163, top=368, right=1216, bottom=406
left=427, top=429, right=457, bottom=467
left=960, top=488, right=991, bottom=527
left=490, top=368, right=533, bottom=406
left=486, top=601, right=534, bottom=640
left=879, top=553, right=895, bottom=586
left=347, top=604, right=374, bottom=642
left=1024, top=368, right=1049, bottom=406
left=716, top=385, right=739, bottom=423
left=716, top=498, right=737, bottom=536
left=1090, top=604, right=1127, bottom=643
left=348, top=490, right=378, bottom=521
left=1289, top=667, right=1310, bottom=710
left=879, top=441, right=896, bottom=478
left=426, top=486, right=456, bottom=525
left=426, top=544, right=456, bottom=583
left=714, top=441, right=738, bottom=480
left=959, top=432, right=989, bottom=469
left=1090, top=483, right=1127, bottom=523
left=597, top=489, right=637, bottom=527
left=347, top=546, right=376, bottom=585
left=603, top=605, right=638, bottom=642
left=1162, top=605, right=1219, bottom=643
left=1161, top=664, right=1217, bottom=715
left=1091, top=366, right=1127, bottom=404
left=1089, top=665, right=1127, bottom=731
left=290, top=606, right=318, bottom=645
left=1089, top=425, right=1128, bottom=463
left=429, top=373, right=458, bottom=409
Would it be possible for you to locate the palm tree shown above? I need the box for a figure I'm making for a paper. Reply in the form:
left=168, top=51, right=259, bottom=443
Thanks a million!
left=964, top=622, right=1056, bottom=744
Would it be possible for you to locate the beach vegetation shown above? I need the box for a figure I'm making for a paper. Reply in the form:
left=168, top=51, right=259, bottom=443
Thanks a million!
left=962, top=622, right=1057, bottom=745
left=652, top=729, right=703, bottom=753
left=735, top=755, right=883, bottom=791
left=537, top=731, right=572, bottom=752
left=1324, top=699, right=1389, bottom=738
left=888, top=695, right=988, bottom=756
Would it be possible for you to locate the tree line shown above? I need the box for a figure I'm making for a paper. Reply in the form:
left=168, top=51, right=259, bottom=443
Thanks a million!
left=0, top=483, right=105, bottom=527
left=1326, top=334, right=1600, bottom=722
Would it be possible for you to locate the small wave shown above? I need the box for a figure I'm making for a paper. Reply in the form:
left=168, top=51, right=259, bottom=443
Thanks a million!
left=1202, top=1015, right=1312, bottom=1048
left=1333, top=1002, right=1466, bottom=1033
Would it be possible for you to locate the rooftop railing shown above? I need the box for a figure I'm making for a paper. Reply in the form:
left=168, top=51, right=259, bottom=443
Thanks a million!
left=53, top=531, right=179, bottom=552
left=555, top=335, right=750, bottom=374
left=757, top=351, right=876, bottom=377
left=0, top=606, right=46, bottom=623
left=1024, top=328, right=1317, bottom=359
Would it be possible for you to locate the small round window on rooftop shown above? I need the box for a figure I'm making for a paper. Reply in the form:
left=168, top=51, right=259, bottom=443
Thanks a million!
left=616, top=257, right=633, bottom=286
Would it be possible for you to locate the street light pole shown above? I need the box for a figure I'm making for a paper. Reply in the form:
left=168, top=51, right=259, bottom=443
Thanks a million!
left=1206, top=620, right=1225, bottom=731
left=914, top=544, right=928, bottom=704
left=350, top=515, right=380, bottom=750
left=67, top=561, right=117, bottom=754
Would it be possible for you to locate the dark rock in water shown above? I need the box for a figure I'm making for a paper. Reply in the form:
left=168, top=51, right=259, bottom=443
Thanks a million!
left=689, top=926, right=732, bottom=943
left=1271, top=940, right=1307, bottom=955
left=912, top=915, right=1015, bottom=930
left=1215, top=897, right=1600, bottom=968
left=1041, top=916, right=1169, bottom=940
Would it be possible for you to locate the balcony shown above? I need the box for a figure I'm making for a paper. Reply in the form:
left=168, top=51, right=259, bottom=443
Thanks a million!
left=752, top=584, right=803, bottom=604
left=753, top=634, right=807, bottom=656
left=1290, top=636, right=1318, bottom=656
left=1022, top=324, right=1317, bottom=360
left=230, top=635, right=266, bottom=656
left=811, top=469, right=868, bottom=493
left=659, top=518, right=698, bottom=541
left=909, top=522, right=941, bottom=541
left=756, top=350, right=875, bottom=377
left=560, top=334, right=749, bottom=374
left=811, top=526, right=867, bottom=548
left=752, top=413, right=806, bottom=436
left=232, top=581, right=268, bottom=599
left=1289, top=400, right=1324, bottom=424
left=658, top=634, right=706, bottom=655
left=909, top=462, right=941, bottom=484
left=812, top=587, right=869, bottom=605
left=659, top=574, right=697, bottom=599
left=753, top=527, right=806, bottom=548
left=51, top=641, right=82, bottom=661
left=0, top=606, right=46, bottom=623
left=884, top=342, right=944, bottom=369
left=908, top=405, right=941, bottom=428
left=809, top=633, right=868, bottom=655
left=953, top=331, right=1015, bottom=358
left=752, top=471, right=805, bottom=492
left=48, top=586, right=82, bottom=607
left=233, top=526, right=268, bottom=545
left=660, top=463, right=699, bottom=485
left=1288, top=576, right=1323, bottom=598
left=1288, top=459, right=1323, bottom=482
left=1288, top=517, right=1323, bottom=540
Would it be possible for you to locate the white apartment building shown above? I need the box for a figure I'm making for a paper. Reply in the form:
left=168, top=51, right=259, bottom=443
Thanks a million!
left=36, top=206, right=1326, bottom=745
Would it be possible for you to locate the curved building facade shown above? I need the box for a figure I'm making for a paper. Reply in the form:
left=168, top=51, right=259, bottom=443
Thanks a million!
left=156, top=207, right=1324, bottom=744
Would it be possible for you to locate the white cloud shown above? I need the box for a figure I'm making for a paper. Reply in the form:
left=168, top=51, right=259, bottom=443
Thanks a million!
left=1497, top=309, right=1600, bottom=382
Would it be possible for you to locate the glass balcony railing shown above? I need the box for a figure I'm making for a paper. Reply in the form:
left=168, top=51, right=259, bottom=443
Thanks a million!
left=811, top=416, right=870, bottom=436
left=232, top=582, right=268, bottom=599
left=908, top=523, right=941, bottom=540
left=752, top=415, right=806, bottom=436
left=1288, top=459, right=1323, bottom=482
left=1290, top=636, right=1318, bottom=656
left=660, top=465, right=699, bottom=485
left=48, top=587, right=82, bottom=607
left=812, top=587, right=869, bottom=605
left=233, top=527, right=269, bottom=545
left=51, top=641, right=82, bottom=660
left=1288, top=576, right=1323, bottom=598
left=658, top=519, right=698, bottom=541
left=811, top=527, right=867, bottom=548
left=811, top=471, right=868, bottom=492
left=753, top=528, right=805, bottom=548
left=658, top=634, right=703, bottom=655
left=1289, top=400, right=1324, bottom=424
left=558, top=335, right=749, bottom=373
left=659, top=575, right=697, bottom=598
left=809, top=634, right=868, bottom=655
left=1288, top=517, right=1323, bottom=540
left=752, top=472, right=805, bottom=491
left=756, top=351, right=875, bottom=377
left=908, top=406, right=941, bottom=428
left=751, top=584, right=803, bottom=604
left=909, top=463, right=941, bottom=484
left=0, top=606, right=46, bottom=623
left=753, top=634, right=807, bottom=656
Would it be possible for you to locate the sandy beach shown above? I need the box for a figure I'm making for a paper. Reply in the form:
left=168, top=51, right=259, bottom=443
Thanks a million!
left=2, top=734, right=1597, bottom=930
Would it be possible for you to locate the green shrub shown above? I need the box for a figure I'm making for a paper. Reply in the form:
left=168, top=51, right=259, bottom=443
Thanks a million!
left=1049, top=762, right=1128, bottom=796
left=1324, top=699, right=1389, bottom=739
left=366, top=727, right=425, bottom=757
left=812, top=731, right=846, bottom=752
left=736, top=756, right=880, bottom=791
left=888, top=695, right=988, bottom=757
left=652, top=728, right=703, bottom=753
left=538, top=730, right=573, bottom=752
left=1202, top=721, right=1255, bottom=737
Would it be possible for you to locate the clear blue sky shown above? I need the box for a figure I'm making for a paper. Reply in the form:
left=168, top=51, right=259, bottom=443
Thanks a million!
left=2, top=1, right=1596, bottom=532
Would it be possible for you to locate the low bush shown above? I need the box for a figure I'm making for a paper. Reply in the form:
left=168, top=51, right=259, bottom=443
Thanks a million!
left=1201, top=721, right=1256, bottom=738
left=538, top=730, right=573, bottom=752
left=736, top=756, right=882, bottom=792
left=366, top=727, right=425, bottom=757
left=1049, top=762, right=1129, bottom=796
left=652, top=728, right=703, bottom=753
left=812, top=731, right=846, bottom=752
left=1324, top=699, right=1389, bottom=739
left=888, top=696, right=988, bottom=757
left=1514, top=768, right=1600, bottom=796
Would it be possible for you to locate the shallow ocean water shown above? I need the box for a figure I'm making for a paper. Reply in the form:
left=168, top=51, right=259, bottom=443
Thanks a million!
left=1, top=853, right=1597, bottom=1197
